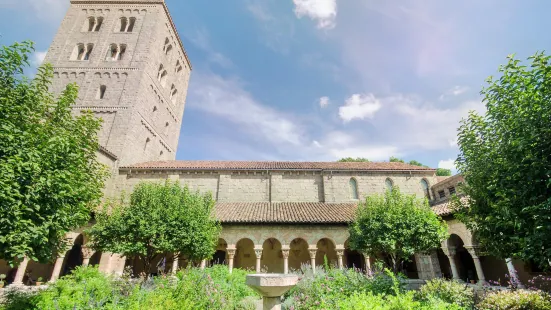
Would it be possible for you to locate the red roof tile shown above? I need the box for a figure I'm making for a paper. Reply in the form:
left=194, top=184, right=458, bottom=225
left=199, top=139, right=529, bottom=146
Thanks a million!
left=214, top=202, right=357, bottom=224
left=122, top=160, right=435, bottom=171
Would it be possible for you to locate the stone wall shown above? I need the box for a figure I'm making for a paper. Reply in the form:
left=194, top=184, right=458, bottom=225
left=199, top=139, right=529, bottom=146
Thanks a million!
left=109, top=169, right=438, bottom=203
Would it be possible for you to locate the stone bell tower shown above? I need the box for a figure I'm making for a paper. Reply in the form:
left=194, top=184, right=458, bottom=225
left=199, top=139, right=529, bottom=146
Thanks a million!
left=44, top=0, right=191, bottom=166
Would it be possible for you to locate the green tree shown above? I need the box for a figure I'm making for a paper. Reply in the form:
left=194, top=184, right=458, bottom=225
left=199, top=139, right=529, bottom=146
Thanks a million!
left=88, top=181, right=221, bottom=275
left=0, top=41, right=107, bottom=265
left=389, top=156, right=404, bottom=163
left=454, top=53, right=551, bottom=269
left=436, top=168, right=452, bottom=176
left=338, top=157, right=370, bottom=162
left=349, top=187, right=448, bottom=273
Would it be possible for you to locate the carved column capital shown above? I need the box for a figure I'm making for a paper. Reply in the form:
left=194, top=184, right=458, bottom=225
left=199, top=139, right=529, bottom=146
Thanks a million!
left=464, top=245, right=485, bottom=258
left=281, top=249, right=290, bottom=259
left=308, top=249, right=317, bottom=259
left=336, top=248, right=345, bottom=257
left=442, top=246, right=457, bottom=257
left=254, top=249, right=263, bottom=259
left=227, top=248, right=236, bottom=259
left=82, top=246, right=94, bottom=259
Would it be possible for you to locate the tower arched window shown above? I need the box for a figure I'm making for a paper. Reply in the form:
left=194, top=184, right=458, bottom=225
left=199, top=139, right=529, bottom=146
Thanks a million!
left=119, top=17, right=128, bottom=32
left=97, top=85, right=106, bottom=99
left=87, top=17, right=95, bottom=32
left=165, top=44, right=173, bottom=55
left=349, top=178, right=359, bottom=200
left=94, top=17, right=103, bottom=31
left=421, top=179, right=430, bottom=199
left=144, top=137, right=150, bottom=151
left=175, top=60, right=183, bottom=73
left=118, top=44, right=126, bottom=60
left=385, top=178, right=394, bottom=192
left=170, top=84, right=177, bottom=102
left=163, top=38, right=170, bottom=52
left=75, top=44, right=85, bottom=60
left=84, top=44, right=94, bottom=60
left=127, top=17, right=136, bottom=32
left=159, top=70, right=168, bottom=86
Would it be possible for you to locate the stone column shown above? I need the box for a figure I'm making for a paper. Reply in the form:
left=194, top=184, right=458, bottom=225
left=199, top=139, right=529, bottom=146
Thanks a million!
left=308, top=248, right=317, bottom=274
left=336, top=248, right=345, bottom=270
left=363, top=253, right=372, bottom=275
left=171, top=254, right=179, bottom=275
left=227, top=248, right=236, bottom=274
left=465, top=246, right=486, bottom=285
left=281, top=246, right=290, bottom=274
left=12, top=257, right=30, bottom=286
left=442, top=247, right=461, bottom=281
left=506, top=258, right=524, bottom=288
left=82, top=247, right=94, bottom=267
left=49, top=254, right=66, bottom=283
left=254, top=247, right=263, bottom=273
left=200, top=260, right=206, bottom=270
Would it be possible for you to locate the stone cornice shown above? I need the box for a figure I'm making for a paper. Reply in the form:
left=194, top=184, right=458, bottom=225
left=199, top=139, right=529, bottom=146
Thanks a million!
left=70, top=0, right=192, bottom=70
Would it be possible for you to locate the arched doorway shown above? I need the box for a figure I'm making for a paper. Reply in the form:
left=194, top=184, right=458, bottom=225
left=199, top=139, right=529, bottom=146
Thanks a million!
left=448, top=234, right=477, bottom=282
left=343, top=240, right=365, bottom=271
left=262, top=238, right=283, bottom=273
left=288, top=238, right=310, bottom=272
left=211, top=238, right=228, bottom=265
left=437, top=248, right=452, bottom=279
left=235, top=238, right=255, bottom=271
left=89, top=252, right=102, bottom=267
left=316, top=238, right=338, bottom=270
left=62, top=234, right=84, bottom=277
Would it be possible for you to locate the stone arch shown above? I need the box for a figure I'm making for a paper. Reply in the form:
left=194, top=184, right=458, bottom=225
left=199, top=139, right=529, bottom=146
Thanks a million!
left=446, top=234, right=477, bottom=282
left=262, top=238, right=283, bottom=273
left=211, top=238, right=228, bottom=265
left=316, top=238, right=337, bottom=269
left=103, top=72, right=111, bottom=78
left=349, top=178, right=359, bottom=200
left=288, top=238, right=309, bottom=272
left=235, top=238, right=255, bottom=271
left=89, top=252, right=102, bottom=266
left=343, top=239, right=366, bottom=271
left=420, top=178, right=431, bottom=199
left=61, top=234, right=84, bottom=277
left=385, top=178, right=394, bottom=191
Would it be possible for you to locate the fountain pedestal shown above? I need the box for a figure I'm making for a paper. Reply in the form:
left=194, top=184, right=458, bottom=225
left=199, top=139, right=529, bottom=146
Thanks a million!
left=246, top=274, right=299, bottom=310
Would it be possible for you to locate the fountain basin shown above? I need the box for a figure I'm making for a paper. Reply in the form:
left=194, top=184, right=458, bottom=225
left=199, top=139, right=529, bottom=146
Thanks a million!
left=246, top=274, right=299, bottom=297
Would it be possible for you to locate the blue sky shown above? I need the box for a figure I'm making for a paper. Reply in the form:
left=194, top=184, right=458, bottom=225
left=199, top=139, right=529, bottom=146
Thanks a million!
left=1, top=0, right=550, bottom=171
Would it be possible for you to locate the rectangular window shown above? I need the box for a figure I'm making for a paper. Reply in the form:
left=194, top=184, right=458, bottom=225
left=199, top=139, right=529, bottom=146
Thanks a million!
left=448, top=187, right=456, bottom=195
left=438, top=190, right=446, bottom=199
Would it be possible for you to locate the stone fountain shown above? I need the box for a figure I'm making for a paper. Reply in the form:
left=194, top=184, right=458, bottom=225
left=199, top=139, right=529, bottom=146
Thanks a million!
left=246, top=274, right=299, bottom=310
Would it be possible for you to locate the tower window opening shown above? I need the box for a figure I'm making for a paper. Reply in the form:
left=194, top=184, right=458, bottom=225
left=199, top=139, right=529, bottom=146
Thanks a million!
left=94, top=17, right=103, bottom=31
left=127, top=17, right=136, bottom=32
left=97, top=85, right=106, bottom=99
left=119, top=17, right=128, bottom=32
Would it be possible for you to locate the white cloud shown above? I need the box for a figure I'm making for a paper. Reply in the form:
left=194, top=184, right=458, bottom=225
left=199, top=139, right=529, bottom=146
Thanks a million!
left=439, top=85, right=469, bottom=100
left=32, top=51, right=47, bottom=67
left=293, top=0, right=337, bottom=29
left=3, top=0, right=68, bottom=23
left=319, top=96, right=330, bottom=108
left=189, top=73, right=304, bottom=147
left=338, top=93, right=382, bottom=122
left=438, top=159, right=457, bottom=174
left=247, top=2, right=274, bottom=21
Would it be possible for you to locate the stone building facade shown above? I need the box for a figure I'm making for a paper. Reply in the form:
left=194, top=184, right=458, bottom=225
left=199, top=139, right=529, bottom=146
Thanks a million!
left=0, top=0, right=546, bottom=288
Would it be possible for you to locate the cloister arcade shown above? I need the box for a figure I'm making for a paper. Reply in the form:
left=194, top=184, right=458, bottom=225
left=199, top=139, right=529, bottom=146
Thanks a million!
left=1, top=221, right=539, bottom=287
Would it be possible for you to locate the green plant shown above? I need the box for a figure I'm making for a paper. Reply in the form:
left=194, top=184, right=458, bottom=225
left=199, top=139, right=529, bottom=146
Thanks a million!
left=477, top=289, right=551, bottom=310
left=340, top=291, right=464, bottom=310
left=0, top=41, right=107, bottom=265
left=416, top=278, right=474, bottom=308
left=349, top=187, right=448, bottom=272
left=88, top=180, right=221, bottom=275
left=36, top=277, right=43, bottom=282
left=0, top=274, right=6, bottom=285
left=455, top=52, right=551, bottom=268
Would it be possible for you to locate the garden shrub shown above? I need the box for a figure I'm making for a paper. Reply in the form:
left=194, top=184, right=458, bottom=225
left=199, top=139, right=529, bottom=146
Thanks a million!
left=416, top=278, right=474, bottom=308
left=477, top=289, right=551, bottom=310
left=340, top=291, right=464, bottom=310
left=283, top=268, right=402, bottom=310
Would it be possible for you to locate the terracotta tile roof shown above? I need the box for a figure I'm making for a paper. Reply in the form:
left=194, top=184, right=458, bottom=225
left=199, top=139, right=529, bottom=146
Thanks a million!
left=214, top=202, right=358, bottom=224
left=122, top=160, right=435, bottom=171
left=431, top=196, right=468, bottom=216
